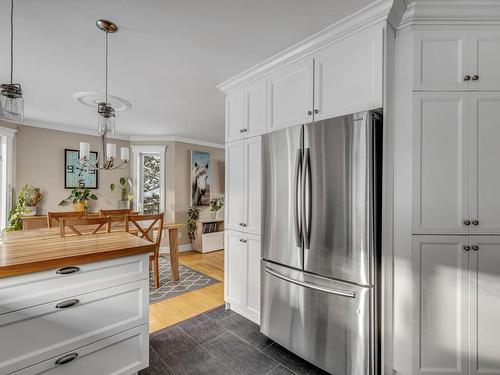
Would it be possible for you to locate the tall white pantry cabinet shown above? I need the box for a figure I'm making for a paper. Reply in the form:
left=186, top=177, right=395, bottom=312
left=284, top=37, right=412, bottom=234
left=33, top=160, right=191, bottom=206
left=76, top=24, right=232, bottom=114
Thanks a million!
left=394, top=2, right=500, bottom=375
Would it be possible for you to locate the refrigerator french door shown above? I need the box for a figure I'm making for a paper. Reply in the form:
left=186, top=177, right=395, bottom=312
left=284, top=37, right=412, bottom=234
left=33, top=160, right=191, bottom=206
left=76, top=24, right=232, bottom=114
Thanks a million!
left=261, top=111, right=382, bottom=375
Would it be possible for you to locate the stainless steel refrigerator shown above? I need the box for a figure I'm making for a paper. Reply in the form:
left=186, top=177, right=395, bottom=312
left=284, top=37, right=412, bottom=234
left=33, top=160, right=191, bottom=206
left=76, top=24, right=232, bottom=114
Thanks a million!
left=261, top=110, right=382, bottom=375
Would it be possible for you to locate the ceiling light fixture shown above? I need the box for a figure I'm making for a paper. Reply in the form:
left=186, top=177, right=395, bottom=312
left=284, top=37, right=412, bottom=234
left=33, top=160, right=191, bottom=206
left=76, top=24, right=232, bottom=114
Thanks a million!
left=0, top=0, right=24, bottom=122
left=80, top=19, right=129, bottom=171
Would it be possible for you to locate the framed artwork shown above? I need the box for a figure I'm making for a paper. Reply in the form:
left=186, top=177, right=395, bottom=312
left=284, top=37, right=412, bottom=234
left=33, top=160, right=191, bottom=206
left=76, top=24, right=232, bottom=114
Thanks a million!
left=191, top=150, right=210, bottom=206
left=64, top=149, right=99, bottom=189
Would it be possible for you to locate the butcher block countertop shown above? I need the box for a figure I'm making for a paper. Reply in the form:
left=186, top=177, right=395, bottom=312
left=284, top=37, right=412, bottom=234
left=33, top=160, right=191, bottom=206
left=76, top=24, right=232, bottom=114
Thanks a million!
left=0, top=231, right=155, bottom=278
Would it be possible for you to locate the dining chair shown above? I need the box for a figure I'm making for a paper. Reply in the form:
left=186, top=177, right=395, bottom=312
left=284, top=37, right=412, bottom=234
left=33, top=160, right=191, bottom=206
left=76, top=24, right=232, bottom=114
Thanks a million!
left=100, top=209, right=135, bottom=222
left=125, top=213, right=164, bottom=288
left=47, top=211, right=87, bottom=228
left=59, top=217, right=112, bottom=237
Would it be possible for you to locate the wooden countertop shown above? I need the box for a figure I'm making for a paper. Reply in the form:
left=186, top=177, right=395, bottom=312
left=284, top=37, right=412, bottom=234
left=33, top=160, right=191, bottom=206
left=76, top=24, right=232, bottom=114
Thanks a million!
left=0, top=231, right=155, bottom=279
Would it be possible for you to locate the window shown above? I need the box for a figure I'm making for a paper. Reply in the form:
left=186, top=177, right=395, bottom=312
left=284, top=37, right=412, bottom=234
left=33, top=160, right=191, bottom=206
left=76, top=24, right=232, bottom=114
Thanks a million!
left=0, top=127, right=15, bottom=229
left=131, top=146, right=166, bottom=215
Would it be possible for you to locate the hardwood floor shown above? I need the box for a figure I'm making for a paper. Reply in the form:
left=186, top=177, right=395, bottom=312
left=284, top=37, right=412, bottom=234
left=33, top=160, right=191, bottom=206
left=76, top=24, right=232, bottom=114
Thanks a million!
left=149, top=250, right=225, bottom=333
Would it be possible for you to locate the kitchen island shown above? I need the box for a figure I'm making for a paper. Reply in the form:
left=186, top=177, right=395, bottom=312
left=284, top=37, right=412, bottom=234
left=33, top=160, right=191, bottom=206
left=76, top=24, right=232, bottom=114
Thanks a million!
left=0, top=230, right=155, bottom=375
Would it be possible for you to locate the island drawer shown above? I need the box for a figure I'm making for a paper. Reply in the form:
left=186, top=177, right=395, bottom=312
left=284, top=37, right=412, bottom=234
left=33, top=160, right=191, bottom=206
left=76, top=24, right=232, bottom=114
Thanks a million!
left=0, top=279, right=148, bottom=374
left=0, top=253, right=149, bottom=314
left=11, top=324, right=149, bottom=375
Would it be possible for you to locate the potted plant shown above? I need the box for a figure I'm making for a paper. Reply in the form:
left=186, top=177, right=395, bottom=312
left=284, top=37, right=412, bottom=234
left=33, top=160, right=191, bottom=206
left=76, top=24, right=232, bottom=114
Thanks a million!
left=110, top=177, right=133, bottom=209
left=209, top=197, right=224, bottom=219
left=186, top=207, right=200, bottom=241
left=59, top=187, right=97, bottom=211
left=5, top=185, right=42, bottom=232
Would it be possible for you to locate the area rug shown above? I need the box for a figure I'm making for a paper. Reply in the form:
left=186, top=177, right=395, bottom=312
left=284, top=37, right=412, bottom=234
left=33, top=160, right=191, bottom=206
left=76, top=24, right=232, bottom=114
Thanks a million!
left=149, top=257, right=220, bottom=304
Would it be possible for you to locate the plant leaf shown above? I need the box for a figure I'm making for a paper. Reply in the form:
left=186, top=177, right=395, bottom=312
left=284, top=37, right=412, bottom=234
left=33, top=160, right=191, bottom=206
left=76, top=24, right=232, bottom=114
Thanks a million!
left=110, top=183, right=115, bottom=192
left=90, top=194, right=98, bottom=200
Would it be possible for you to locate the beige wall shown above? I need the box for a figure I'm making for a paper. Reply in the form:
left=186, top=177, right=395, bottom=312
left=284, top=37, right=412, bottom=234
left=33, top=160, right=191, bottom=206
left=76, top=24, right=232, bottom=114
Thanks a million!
left=13, top=125, right=130, bottom=214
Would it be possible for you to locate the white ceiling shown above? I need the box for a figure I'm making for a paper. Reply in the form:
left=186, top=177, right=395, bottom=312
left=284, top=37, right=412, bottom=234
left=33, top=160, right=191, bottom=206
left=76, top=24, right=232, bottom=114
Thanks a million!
left=0, top=0, right=374, bottom=144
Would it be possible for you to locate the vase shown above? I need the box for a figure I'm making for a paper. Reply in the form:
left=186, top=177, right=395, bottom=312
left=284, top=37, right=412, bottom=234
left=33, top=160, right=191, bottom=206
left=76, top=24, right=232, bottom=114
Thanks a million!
left=73, top=200, right=87, bottom=212
left=24, top=206, right=37, bottom=216
left=210, top=210, right=217, bottom=219
left=118, top=200, right=130, bottom=209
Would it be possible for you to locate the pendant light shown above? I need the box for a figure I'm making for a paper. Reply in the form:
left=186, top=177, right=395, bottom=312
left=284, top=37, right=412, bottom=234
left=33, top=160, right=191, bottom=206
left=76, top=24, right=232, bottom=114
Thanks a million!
left=0, top=0, right=24, bottom=122
left=79, top=19, right=129, bottom=171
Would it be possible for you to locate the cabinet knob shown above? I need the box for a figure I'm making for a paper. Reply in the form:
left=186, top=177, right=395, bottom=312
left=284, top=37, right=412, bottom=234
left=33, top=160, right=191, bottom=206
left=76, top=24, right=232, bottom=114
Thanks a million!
left=55, top=299, right=79, bottom=309
left=472, top=220, right=479, bottom=226
left=464, top=75, right=471, bottom=81
left=472, top=75, right=479, bottom=81
left=239, top=222, right=247, bottom=227
left=307, top=111, right=312, bottom=116
left=55, top=353, right=78, bottom=366
left=463, top=246, right=471, bottom=251
left=239, top=238, right=247, bottom=243
left=464, top=220, right=471, bottom=226
left=472, top=245, right=479, bottom=251
left=314, top=109, right=319, bottom=114
left=56, top=266, right=80, bottom=275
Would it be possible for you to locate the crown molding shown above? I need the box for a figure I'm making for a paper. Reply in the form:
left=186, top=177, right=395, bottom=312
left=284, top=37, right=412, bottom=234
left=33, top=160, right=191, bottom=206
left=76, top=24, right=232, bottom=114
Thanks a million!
left=217, top=0, right=397, bottom=94
left=399, top=0, right=500, bottom=29
left=129, top=136, right=224, bottom=149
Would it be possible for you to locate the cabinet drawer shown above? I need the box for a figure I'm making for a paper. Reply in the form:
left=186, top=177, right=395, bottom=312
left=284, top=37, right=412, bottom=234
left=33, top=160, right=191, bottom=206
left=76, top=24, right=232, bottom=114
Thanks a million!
left=12, top=324, right=149, bottom=375
left=0, top=254, right=148, bottom=314
left=0, top=279, right=148, bottom=374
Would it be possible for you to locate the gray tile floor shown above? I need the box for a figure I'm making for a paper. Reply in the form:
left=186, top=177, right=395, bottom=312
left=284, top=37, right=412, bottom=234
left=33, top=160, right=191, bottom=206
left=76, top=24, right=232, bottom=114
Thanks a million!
left=140, top=305, right=330, bottom=375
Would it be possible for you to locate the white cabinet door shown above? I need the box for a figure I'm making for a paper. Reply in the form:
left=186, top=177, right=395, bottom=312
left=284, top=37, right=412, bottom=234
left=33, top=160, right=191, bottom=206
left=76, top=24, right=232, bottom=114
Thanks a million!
left=413, top=31, right=470, bottom=90
left=225, top=230, right=246, bottom=308
left=225, top=141, right=246, bottom=232
left=267, top=57, right=313, bottom=131
left=413, top=93, right=469, bottom=234
left=412, top=236, right=469, bottom=375
left=469, top=236, right=500, bottom=375
left=469, top=93, right=500, bottom=235
left=246, top=79, right=267, bottom=138
left=245, top=137, right=261, bottom=235
left=245, top=234, right=261, bottom=324
left=314, top=24, right=383, bottom=120
left=470, top=31, right=500, bottom=90
left=226, top=90, right=246, bottom=142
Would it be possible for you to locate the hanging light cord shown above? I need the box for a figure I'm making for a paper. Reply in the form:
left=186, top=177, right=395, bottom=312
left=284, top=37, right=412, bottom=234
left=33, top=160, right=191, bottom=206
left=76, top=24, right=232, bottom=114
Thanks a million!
left=105, top=31, right=108, bottom=104
left=10, top=0, right=14, bottom=84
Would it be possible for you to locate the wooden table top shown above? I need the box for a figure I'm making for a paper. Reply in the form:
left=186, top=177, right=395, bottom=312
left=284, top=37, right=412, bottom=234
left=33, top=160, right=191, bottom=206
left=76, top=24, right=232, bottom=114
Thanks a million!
left=0, top=231, right=155, bottom=278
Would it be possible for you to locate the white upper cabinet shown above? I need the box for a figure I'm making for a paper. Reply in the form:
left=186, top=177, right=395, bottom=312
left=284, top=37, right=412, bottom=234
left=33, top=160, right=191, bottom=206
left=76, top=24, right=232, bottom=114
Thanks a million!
left=470, top=31, right=500, bottom=90
left=226, top=90, right=246, bottom=142
left=225, top=141, right=246, bottom=232
left=225, top=137, right=261, bottom=235
left=413, top=92, right=469, bottom=235
left=267, top=57, right=313, bottom=131
left=225, top=79, right=267, bottom=143
left=413, top=30, right=470, bottom=91
left=314, top=24, right=383, bottom=121
left=412, top=236, right=469, bottom=375
left=469, top=93, right=500, bottom=235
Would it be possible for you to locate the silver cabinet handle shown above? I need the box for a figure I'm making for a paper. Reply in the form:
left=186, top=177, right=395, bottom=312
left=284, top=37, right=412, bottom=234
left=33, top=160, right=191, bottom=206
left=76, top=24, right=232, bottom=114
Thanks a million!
left=239, top=222, right=247, bottom=227
left=56, top=299, right=79, bottom=309
left=302, top=148, right=312, bottom=249
left=239, top=238, right=247, bottom=243
left=55, top=353, right=78, bottom=366
left=314, top=109, right=319, bottom=114
left=464, top=220, right=471, bottom=226
left=293, top=148, right=303, bottom=247
left=265, top=267, right=355, bottom=298
left=472, top=75, right=479, bottom=81
left=472, top=245, right=479, bottom=251
left=307, top=110, right=312, bottom=116
left=464, top=75, right=471, bottom=81
left=472, top=220, right=479, bottom=226
left=56, top=266, right=80, bottom=275
left=464, top=246, right=470, bottom=251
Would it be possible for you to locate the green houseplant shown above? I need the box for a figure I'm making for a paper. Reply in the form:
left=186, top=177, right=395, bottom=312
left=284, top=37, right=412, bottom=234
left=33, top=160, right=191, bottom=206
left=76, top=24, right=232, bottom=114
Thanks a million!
left=110, top=177, right=133, bottom=209
left=209, top=197, right=224, bottom=219
left=186, top=207, right=200, bottom=240
left=5, top=185, right=42, bottom=232
left=59, top=187, right=97, bottom=211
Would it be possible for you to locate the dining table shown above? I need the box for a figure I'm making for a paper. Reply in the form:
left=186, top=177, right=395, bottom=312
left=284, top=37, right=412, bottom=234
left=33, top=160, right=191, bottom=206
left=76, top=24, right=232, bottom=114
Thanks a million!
left=2, top=221, right=185, bottom=281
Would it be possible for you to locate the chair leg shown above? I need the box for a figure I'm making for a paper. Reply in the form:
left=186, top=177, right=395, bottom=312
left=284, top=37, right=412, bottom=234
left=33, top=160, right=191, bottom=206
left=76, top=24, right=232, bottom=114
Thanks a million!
left=153, top=255, right=160, bottom=289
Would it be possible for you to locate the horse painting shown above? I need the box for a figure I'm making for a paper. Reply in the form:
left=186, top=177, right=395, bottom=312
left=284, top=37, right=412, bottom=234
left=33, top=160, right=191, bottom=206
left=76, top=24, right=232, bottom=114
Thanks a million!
left=191, top=151, right=211, bottom=206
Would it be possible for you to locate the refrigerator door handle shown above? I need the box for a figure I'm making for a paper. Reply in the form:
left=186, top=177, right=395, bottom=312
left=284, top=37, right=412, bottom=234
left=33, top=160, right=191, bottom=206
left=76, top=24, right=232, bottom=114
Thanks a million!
left=293, top=149, right=303, bottom=247
left=264, top=266, right=356, bottom=298
left=302, top=148, right=312, bottom=249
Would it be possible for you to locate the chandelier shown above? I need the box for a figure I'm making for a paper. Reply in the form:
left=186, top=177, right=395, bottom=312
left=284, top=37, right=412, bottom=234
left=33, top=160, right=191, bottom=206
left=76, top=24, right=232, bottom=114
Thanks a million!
left=79, top=19, right=129, bottom=171
left=0, top=0, right=24, bottom=122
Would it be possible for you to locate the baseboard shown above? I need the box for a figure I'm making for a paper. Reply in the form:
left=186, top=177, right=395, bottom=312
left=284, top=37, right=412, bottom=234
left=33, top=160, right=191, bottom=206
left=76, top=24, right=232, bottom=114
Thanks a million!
left=159, top=244, right=192, bottom=254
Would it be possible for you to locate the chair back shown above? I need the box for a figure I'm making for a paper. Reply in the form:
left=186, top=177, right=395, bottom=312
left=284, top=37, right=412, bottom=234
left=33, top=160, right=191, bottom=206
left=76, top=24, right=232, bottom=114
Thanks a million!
left=125, top=213, right=164, bottom=251
left=59, top=217, right=112, bottom=237
left=48, top=211, right=87, bottom=228
left=100, top=209, right=135, bottom=222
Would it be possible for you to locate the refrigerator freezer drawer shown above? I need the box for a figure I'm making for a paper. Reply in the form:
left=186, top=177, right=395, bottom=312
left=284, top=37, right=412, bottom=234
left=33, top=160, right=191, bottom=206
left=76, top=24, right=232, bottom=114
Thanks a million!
left=260, top=261, right=376, bottom=375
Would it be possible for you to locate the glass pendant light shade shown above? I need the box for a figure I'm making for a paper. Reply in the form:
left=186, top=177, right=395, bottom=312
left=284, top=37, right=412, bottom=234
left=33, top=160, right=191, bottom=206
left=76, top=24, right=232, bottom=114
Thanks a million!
left=97, top=102, right=115, bottom=136
left=0, top=84, right=23, bottom=122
